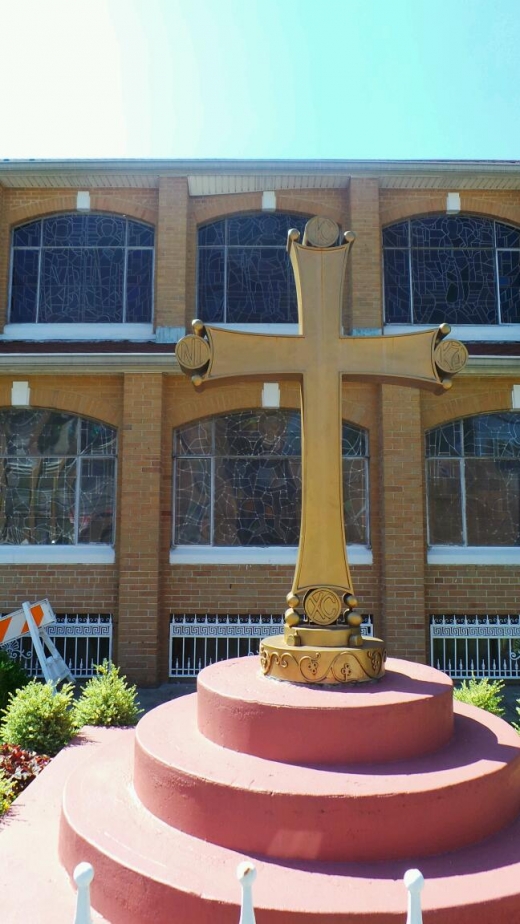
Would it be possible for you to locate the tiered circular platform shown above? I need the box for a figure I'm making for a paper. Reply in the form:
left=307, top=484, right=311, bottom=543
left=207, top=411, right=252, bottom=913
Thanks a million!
left=59, top=657, right=520, bottom=923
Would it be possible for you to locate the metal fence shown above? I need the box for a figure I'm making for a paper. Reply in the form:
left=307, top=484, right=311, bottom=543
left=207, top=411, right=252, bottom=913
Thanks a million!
left=430, top=614, right=520, bottom=679
left=1, top=614, right=113, bottom=678
left=169, top=613, right=374, bottom=678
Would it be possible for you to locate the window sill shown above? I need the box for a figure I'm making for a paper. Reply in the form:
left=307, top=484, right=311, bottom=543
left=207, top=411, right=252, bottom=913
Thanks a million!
left=170, top=545, right=373, bottom=565
left=208, top=323, right=520, bottom=343
left=384, top=324, right=520, bottom=342
left=0, top=546, right=115, bottom=564
left=1, top=323, right=154, bottom=341
left=428, top=546, right=520, bottom=565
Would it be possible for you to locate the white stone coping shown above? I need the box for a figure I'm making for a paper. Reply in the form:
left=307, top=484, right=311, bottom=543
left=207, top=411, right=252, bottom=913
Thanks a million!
left=0, top=545, right=115, bottom=564
left=385, top=324, right=520, bottom=342
left=4, top=321, right=519, bottom=344
left=1, top=323, right=154, bottom=341
left=428, top=546, right=520, bottom=566
left=193, top=323, right=520, bottom=343
left=170, top=545, right=373, bottom=565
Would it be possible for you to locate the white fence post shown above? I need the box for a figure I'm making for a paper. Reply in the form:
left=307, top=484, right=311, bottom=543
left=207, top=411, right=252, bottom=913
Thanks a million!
left=404, top=868, right=424, bottom=924
left=69, top=851, right=426, bottom=923
left=237, top=861, right=257, bottom=924
left=73, top=862, right=94, bottom=924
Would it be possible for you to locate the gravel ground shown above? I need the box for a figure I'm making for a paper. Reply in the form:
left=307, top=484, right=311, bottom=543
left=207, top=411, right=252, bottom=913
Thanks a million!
left=135, top=681, right=195, bottom=714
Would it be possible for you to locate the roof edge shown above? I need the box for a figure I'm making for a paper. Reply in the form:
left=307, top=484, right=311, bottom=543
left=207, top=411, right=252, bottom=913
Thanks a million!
left=2, top=158, right=520, bottom=176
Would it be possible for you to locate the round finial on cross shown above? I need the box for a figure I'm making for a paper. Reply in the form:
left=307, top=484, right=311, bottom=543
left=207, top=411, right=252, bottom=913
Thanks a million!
left=192, top=319, right=206, bottom=336
left=434, top=339, right=468, bottom=375
left=303, top=216, right=340, bottom=248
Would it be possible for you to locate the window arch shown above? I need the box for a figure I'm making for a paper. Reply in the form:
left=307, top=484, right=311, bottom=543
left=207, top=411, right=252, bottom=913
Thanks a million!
left=0, top=409, right=117, bottom=545
left=197, top=212, right=310, bottom=324
left=426, top=413, right=520, bottom=546
left=10, top=213, right=154, bottom=324
left=383, top=215, right=520, bottom=325
left=173, top=409, right=369, bottom=547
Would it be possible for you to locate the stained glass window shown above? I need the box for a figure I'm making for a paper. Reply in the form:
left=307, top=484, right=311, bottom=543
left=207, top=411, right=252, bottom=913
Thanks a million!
left=383, top=216, right=520, bottom=325
left=426, top=414, right=520, bottom=546
left=0, top=410, right=117, bottom=545
left=173, top=410, right=369, bottom=547
left=197, top=213, right=311, bottom=323
left=10, top=214, right=154, bottom=324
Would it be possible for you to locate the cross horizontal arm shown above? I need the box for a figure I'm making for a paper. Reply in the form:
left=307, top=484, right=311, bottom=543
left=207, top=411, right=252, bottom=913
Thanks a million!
left=337, top=327, right=465, bottom=393
left=196, top=325, right=307, bottom=381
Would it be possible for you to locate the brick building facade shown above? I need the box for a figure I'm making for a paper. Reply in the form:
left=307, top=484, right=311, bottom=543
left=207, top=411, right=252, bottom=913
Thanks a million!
left=1, top=159, right=519, bottom=684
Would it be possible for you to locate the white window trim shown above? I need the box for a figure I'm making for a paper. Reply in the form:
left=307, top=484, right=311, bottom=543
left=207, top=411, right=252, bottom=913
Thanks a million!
left=385, top=324, right=520, bottom=342
left=0, top=545, right=115, bottom=564
left=1, top=323, right=154, bottom=342
left=170, top=545, right=372, bottom=565
left=428, top=546, right=520, bottom=565
left=211, top=322, right=520, bottom=342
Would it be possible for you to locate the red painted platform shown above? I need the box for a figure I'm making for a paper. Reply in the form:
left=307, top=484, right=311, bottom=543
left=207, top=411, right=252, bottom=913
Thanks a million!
left=3, top=656, right=520, bottom=923
left=133, top=694, right=520, bottom=862
left=196, top=657, right=454, bottom=763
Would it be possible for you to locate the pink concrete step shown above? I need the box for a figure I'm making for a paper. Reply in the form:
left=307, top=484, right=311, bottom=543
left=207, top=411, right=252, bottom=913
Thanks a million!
left=1, top=727, right=127, bottom=924
left=59, top=733, right=520, bottom=924
left=133, top=692, right=520, bottom=862
left=197, top=657, right=454, bottom=764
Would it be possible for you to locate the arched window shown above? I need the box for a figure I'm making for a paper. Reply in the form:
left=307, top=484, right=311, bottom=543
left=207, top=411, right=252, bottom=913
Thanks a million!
left=197, top=213, right=310, bottom=323
left=383, top=216, right=520, bottom=326
left=10, top=213, right=154, bottom=324
left=426, top=413, right=520, bottom=546
left=0, top=410, right=117, bottom=545
left=173, top=410, right=369, bottom=547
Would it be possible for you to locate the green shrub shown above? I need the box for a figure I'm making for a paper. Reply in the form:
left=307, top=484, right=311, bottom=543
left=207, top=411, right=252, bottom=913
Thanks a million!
left=0, top=768, right=14, bottom=815
left=73, top=661, right=142, bottom=728
left=0, top=649, right=29, bottom=714
left=0, top=680, right=76, bottom=756
left=453, top=676, right=505, bottom=717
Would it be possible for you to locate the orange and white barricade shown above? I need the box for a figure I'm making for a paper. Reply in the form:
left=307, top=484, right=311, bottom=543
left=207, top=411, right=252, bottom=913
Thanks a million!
left=0, top=599, right=74, bottom=688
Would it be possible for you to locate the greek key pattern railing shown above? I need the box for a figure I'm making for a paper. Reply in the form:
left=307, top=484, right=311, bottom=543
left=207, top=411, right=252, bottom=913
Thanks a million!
left=1, top=614, right=113, bottom=678
left=430, top=614, right=520, bottom=679
left=169, top=613, right=374, bottom=678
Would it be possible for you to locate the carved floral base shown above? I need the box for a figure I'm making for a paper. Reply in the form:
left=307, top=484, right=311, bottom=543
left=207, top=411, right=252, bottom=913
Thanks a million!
left=260, top=635, right=386, bottom=684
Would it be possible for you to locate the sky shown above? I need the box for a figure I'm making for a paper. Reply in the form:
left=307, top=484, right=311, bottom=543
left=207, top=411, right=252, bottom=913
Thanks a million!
left=1, top=0, right=519, bottom=161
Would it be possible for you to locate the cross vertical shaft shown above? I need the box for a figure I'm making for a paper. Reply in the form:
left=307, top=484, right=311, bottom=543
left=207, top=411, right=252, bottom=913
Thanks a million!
left=287, top=239, right=354, bottom=610
left=175, top=217, right=467, bottom=683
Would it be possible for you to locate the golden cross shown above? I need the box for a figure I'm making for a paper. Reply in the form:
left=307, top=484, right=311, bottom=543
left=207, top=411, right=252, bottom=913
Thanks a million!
left=176, top=222, right=467, bottom=634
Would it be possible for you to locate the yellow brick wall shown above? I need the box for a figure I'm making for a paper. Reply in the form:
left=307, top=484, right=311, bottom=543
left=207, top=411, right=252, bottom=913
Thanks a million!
left=349, top=178, right=383, bottom=331
left=379, top=386, right=427, bottom=661
left=422, top=376, right=520, bottom=617
left=156, top=178, right=188, bottom=329
left=0, top=179, right=519, bottom=681
left=380, top=188, right=520, bottom=228
left=0, top=373, right=122, bottom=633
left=117, top=374, right=165, bottom=683
left=0, top=188, right=158, bottom=329
left=163, top=377, right=382, bottom=653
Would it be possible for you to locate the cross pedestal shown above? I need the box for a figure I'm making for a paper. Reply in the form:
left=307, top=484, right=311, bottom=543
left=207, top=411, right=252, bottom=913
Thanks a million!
left=176, top=218, right=467, bottom=683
